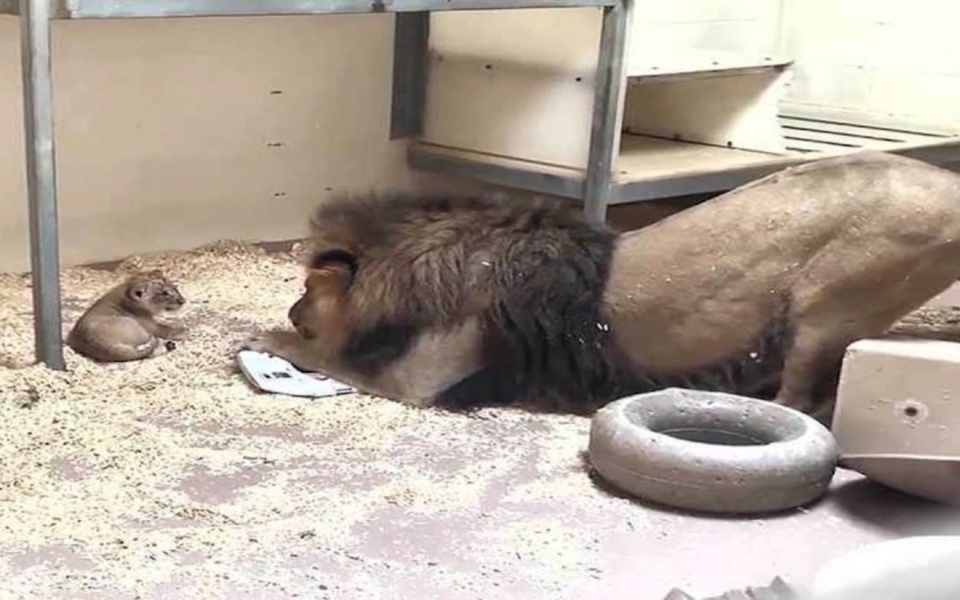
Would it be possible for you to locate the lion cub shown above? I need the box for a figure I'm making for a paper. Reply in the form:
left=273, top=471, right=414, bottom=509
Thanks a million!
left=67, top=270, right=187, bottom=363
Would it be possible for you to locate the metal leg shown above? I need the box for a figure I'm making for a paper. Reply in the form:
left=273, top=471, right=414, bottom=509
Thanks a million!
left=20, top=0, right=65, bottom=370
left=389, top=11, right=430, bottom=140
left=582, top=0, right=631, bottom=224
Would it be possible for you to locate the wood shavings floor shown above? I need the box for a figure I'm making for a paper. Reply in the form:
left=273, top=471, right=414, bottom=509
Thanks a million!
left=1, top=241, right=959, bottom=600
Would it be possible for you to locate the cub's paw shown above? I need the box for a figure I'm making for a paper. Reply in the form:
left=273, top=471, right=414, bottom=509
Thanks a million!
left=166, top=326, right=189, bottom=342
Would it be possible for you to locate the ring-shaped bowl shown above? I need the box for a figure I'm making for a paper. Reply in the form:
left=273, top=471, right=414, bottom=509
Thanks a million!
left=587, top=387, right=839, bottom=514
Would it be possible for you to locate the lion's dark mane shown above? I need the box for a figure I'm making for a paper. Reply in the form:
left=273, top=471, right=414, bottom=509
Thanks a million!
left=307, top=192, right=632, bottom=413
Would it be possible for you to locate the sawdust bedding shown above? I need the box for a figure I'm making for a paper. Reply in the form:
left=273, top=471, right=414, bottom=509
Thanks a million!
left=0, top=241, right=625, bottom=599
left=2, top=240, right=958, bottom=598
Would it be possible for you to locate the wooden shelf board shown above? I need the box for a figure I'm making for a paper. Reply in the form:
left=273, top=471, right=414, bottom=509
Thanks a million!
left=412, top=142, right=581, bottom=178
left=413, top=136, right=789, bottom=185
left=627, top=51, right=793, bottom=82
left=614, top=134, right=784, bottom=183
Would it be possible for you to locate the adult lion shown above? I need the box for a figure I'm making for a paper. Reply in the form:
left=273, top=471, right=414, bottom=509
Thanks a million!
left=244, top=151, right=960, bottom=419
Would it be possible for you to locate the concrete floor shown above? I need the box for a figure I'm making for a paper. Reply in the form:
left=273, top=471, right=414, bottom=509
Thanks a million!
left=165, top=464, right=960, bottom=599
left=8, top=422, right=960, bottom=600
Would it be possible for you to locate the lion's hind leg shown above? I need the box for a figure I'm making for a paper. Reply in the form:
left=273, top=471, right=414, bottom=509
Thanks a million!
left=776, top=243, right=960, bottom=415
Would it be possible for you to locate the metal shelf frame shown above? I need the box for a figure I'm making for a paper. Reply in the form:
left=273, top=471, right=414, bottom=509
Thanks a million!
left=406, top=22, right=960, bottom=225
left=0, top=0, right=619, bottom=18
left=4, top=0, right=630, bottom=370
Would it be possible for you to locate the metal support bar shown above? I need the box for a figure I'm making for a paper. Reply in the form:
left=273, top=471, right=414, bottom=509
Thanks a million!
left=389, top=11, right=430, bottom=139
left=582, top=0, right=630, bottom=224
left=20, top=0, right=66, bottom=370
left=21, top=0, right=617, bottom=20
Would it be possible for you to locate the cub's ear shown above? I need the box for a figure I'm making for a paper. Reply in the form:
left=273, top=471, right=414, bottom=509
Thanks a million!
left=128, top=280, right=151, bottom=300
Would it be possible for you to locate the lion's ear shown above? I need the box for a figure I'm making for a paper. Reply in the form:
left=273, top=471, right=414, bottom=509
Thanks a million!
left=305, top=262, right=354, bottom=293
left=307, top=248, right=357, bottom=273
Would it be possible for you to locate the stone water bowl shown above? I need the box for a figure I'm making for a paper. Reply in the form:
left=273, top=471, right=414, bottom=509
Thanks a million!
left=588, top=387, right=839, bottom=514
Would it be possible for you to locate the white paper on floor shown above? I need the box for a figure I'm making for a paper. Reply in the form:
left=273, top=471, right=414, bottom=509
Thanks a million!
left=237, top=350, right=355, bottom=398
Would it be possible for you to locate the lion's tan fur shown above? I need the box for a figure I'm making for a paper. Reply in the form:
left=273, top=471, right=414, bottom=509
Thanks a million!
left=604, top=151, right=960, bottom=412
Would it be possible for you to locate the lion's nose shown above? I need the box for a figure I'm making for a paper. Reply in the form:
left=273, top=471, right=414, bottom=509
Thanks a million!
left=288, top=299, right=315, bottom=338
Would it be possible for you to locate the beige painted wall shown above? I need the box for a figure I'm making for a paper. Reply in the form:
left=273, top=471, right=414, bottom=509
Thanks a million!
left=0, top=14, right=478, bottom=273
left=779, top=0, right=960, bottom=132
left=626, top=0, right=960, bottom=133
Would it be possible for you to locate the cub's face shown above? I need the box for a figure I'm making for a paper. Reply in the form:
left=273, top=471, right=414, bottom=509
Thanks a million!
left=127, top=270, right=186, bottom=314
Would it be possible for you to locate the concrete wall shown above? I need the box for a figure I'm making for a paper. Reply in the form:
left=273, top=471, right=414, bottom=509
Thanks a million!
left=778, top=0, right=960, bottom=132
left=0, top=15, right=477, bottom=273
left=628, top=0, right=782, bottom=58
